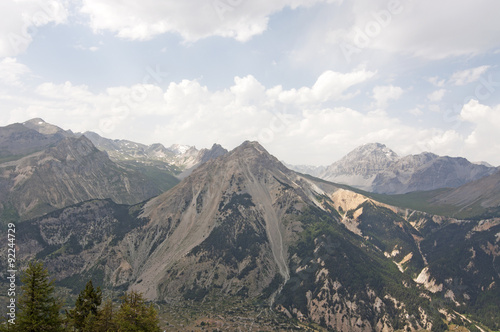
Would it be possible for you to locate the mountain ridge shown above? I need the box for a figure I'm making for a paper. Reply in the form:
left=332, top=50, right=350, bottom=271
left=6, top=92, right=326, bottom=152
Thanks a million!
left=297, top=142, right=498, bottom=194
left=12, top=139, right=500, bottom=330
left=2, top=120, right=500, bottom=330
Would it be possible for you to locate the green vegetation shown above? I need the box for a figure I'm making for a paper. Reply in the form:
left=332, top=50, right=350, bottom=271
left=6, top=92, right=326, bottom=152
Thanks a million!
left=0, top=202, right=20, bottom=225
left=156, top=295, right=305, bottom=331
left=14, top=261, right=65, bottom=332
left=281, top=206, right=442, bottom=330
left=421, top=221, right=500, bottom=330
left=0, top=152, right=33, bottom=164
left=118, top=160, right=180, bottom=192
left=66, top=280, right=102, bottom=331
left=0, top=261, right=162, bottom=332
left=356, top=201, right=425, bottom=276
left=114, top=291, right=161, bottom=332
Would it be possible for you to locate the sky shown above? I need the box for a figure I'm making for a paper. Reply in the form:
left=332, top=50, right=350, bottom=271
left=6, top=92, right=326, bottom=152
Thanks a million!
left=1, top=0, right=500, bottom=166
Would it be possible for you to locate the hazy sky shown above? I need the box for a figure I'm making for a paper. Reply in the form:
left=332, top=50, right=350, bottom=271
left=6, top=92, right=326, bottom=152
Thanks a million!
left=1, top=0, right=500, bottom=166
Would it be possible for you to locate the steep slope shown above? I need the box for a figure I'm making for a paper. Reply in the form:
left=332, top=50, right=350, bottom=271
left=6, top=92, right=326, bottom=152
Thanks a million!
left=15, top=141, right=474, bottom=331
left=320, top=143, right=495, bottom=194
left=133, top=141, right=305, bottom=301
left=430, top=169, right=500, bottom=217
left=0, top=136, right=175, bottom=220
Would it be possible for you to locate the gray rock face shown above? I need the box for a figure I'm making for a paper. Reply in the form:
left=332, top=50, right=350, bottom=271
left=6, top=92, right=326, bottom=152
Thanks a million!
left=0, top=135, right=173, bottom=219
left=0, top=122, right=65, bottom=158
left=320, top=143, right=496, bottom=194
left=198, top=143, right=228, bottom=164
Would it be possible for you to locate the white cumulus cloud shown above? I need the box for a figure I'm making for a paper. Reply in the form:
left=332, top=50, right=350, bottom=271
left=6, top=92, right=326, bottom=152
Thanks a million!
left=80, top=0, right=339, bottom=42
left=275, top=68, right=376, bottom=104
left=0, top=57, right=31, bottom=87
left=427, top=89, right=446, bottom=102
left=372, top=85, right=403, bottom=108
left=459, top=99, right=500, bottom=164
left=449, top=65, right=490, bottom=86
left=0, top=0, right=68, bottom=57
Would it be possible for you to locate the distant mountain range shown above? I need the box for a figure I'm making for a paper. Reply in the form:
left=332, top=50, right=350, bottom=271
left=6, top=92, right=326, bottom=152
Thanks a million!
left=2, top=119, right=500, bottom=331
left=289, top=142, right=497, bottom=194
left=0, top=119, right=225, bottom=220
left=82, top=130, right=227, bottom=174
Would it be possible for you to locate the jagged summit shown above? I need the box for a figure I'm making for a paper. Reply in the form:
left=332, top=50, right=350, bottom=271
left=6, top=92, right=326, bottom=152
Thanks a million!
left=344, top=142, right=399, bottom=161
left=201, top=140, right=288, bottom=177
left=229, top=140, right=268, bottom=156
left=198, top=143, right=228, bottom=164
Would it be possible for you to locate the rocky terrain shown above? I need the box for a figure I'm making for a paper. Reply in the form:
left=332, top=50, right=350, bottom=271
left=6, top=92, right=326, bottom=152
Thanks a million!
left=10, top=140, right=500, bottom=331
left=83, top=131, right=228, bottom=175
left=2, top=120, right=499, bottom=331
left=0, top=135, right=177, bottom=220
left=0, top=120, right=181, bottom=220
left=0, top=118, right=70, bottom=161
left=317, top=143, right=496, bottom=194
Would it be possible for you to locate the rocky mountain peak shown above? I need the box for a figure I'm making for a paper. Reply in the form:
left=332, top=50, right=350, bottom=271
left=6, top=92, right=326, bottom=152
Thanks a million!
left=23, top=118, right=68, bottom=135
left=319, top=142, right=496, bottom=194
left=322, top=143, right=399, bottom=182
left=230, top=140, right=268, bottom=157
left=346, top=142, right=399, bottom=160
left=168, top=143, right=194, bottom=155
left=221, top=141, right=286, bottom=173
left=0, top=121, right=68, bottom=157
left=198, top=143, right=228, bottom=164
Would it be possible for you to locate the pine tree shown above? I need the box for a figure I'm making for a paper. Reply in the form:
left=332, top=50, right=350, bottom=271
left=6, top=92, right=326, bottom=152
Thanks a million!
left=67, top=280, right=102, bottom=331
left=94, top=299, right=116, bottom=332
left=16, top=261, right=64, bottom=332
left=114, top=291, right=161, bottom=332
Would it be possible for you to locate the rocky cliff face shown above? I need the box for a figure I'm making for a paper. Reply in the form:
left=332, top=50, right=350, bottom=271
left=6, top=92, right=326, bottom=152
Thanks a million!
left=0, top=135, right=172, bottom=220
left=320, top=143, right=496, bottom=194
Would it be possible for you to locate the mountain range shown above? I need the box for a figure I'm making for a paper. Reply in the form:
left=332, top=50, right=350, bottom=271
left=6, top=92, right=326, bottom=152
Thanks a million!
left=0, top=119, right=226, bottom=221
left=1, top=119, right=500, bottom=331
left=289, top=143, right=497, bottom=195
left=82, top=130, right=228, bottom=176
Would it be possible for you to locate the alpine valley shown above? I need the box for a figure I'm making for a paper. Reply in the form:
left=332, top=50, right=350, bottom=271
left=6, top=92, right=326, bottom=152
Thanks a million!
left=1, top=120, right=499, bottom=331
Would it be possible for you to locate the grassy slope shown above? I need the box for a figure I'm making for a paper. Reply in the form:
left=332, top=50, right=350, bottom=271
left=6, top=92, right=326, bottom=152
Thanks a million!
left=300, top=173, right=494, bottom=219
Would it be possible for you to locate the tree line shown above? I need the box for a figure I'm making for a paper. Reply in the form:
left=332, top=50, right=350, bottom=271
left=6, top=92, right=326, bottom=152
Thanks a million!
left=1, top=261, right=162, bottom=332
